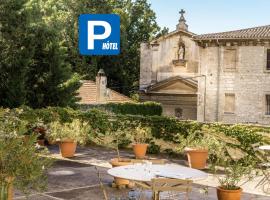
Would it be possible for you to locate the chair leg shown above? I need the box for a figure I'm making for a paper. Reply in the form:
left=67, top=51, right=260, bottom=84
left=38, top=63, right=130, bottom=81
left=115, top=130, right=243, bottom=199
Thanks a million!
left=157, top=191, right=160, bottom=200
left=185, top=192, right=189, bottom=200
left=152, top=191, right=158, bottom=200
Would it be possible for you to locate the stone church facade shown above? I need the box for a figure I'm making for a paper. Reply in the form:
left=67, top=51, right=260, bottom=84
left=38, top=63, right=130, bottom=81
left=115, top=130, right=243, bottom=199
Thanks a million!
left=139, top=10, right=270, bottom=125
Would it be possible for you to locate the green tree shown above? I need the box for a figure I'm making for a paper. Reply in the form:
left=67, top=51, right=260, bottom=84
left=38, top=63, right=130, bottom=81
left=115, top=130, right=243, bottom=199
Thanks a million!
left=0, top=0, right=31, bottom=107
left=0, top=0, right=81, bottom=108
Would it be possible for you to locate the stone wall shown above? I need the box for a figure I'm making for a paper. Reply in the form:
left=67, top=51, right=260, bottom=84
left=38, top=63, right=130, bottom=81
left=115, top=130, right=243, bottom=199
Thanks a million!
left=139, top=32, right=200, bottom=90
left=198, top=44, right=270, bottom=125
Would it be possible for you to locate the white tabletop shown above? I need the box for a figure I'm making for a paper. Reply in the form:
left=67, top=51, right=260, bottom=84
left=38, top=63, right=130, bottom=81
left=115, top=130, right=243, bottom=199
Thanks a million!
left=107, top=163, right=208, bottom=182
left=259, top=145, right=270, bottom=150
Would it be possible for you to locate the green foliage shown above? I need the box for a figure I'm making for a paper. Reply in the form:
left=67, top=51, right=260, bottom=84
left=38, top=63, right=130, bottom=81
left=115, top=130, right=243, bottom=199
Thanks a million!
left=132, top=123, right=152, bottom=144
left=48, top=119, right=91, bottom=144
left=0, top=108, right=52, bottom=195
left=0, top=0, right=31, bottom=107
left=210, top=123, right=264, bottom=155
left=218, top=159, right=255, bottom=190
left=7, top=107, right=269, bottom=161
left=147, top=140, right=161, bottom=154
left=104, top=102, right=162, bottom=116
left=0, top=0, right=81, bottom=108
left=81, top=109, right=110, bottom=135
left=177, top=129, right=222, bottom=152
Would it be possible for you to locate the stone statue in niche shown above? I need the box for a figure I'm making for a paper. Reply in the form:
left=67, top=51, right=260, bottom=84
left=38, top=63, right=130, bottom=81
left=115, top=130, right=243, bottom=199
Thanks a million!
left=173, top=39, right=187, bottom=66
left=177, top=43, right=185, bottom=60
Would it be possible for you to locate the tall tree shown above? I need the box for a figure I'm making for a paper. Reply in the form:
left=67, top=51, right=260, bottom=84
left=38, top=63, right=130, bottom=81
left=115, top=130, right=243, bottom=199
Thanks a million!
left=0, top=0, right=31, bottom=107
left=0, top=0, right=81, bottom=108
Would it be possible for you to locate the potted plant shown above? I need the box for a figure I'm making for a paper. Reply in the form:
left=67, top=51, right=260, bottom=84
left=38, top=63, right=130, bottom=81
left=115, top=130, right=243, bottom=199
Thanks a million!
left=178, top=128, right=222, bottom=169
left=91, top=119, right=133, bottom=187
left=132, top=124, right=151, bottom=159
left=177, top=132, right=208, bottom=169
left=215, top=159, right=255, bottom=200
left=0, top=108, right=52, bottom=200
left=106, top=121, right=133, bottom=187
left=49, top=119, right=90, bottom=158
left=206, top=130, right=257, bottom=200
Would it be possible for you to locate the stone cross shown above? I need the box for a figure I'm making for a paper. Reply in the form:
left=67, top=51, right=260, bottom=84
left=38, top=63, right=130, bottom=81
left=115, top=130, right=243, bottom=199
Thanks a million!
left=179, top=9, right=186, bottom=22
left=179, top=9, right=185, bottom=16
left=177, top=9, right=188, bottom=31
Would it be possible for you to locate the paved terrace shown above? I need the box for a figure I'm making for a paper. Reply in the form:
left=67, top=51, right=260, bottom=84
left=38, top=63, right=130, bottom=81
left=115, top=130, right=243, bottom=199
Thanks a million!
left=14, top=146, right=270, bottom=200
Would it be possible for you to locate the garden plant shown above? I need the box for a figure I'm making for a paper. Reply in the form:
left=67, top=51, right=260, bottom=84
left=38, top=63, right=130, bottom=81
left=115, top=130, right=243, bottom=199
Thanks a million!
left=0, top=109, right=52, bottom=199
left=48, top=119, right=91, bottom=158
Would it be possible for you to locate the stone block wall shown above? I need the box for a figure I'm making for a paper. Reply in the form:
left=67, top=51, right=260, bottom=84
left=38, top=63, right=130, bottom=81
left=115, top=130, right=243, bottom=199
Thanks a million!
left=198, top=44, right=270, bottom=125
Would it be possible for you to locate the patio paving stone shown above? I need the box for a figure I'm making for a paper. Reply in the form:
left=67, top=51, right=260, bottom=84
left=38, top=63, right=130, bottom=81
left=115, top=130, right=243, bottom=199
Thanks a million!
left=14, top=145, right=270, bottom=200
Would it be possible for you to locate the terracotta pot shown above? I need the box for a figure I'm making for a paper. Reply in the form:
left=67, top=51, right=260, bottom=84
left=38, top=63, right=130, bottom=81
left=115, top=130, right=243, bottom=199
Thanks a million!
left=110, top=158, right=132, bottom=186
left=185, top=148, right=208, bottom=169
left=59, top=140, right=77, bottom=158
left=217, top=186, right=242, bottom=200
left=132, top=144, right=148, bottom=159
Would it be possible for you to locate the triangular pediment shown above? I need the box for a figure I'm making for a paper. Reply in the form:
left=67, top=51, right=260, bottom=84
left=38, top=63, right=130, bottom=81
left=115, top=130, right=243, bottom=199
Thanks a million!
left=147, top=76, right=197, bottom=95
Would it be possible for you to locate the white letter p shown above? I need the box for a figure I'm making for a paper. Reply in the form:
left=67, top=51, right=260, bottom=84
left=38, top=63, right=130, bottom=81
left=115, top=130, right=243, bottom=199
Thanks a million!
left=87, top=21, right=111, bottom=50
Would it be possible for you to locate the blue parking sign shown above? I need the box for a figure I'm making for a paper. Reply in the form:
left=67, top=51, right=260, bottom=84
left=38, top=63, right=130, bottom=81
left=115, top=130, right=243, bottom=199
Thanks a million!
left=79, top=14, right=120, bottom=55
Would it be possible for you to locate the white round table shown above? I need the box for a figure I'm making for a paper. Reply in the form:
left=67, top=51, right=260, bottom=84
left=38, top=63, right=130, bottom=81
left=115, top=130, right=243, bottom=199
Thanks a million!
left=259, top=145, right=270, bottom=150
left=108, top=163, right=208, bottom=182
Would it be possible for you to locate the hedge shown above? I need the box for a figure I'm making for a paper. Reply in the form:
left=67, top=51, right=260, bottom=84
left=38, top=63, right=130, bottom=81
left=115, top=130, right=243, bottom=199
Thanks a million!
left=80, top=101, right=162, bottom=116
left=3, top=106, right=270, bottom=155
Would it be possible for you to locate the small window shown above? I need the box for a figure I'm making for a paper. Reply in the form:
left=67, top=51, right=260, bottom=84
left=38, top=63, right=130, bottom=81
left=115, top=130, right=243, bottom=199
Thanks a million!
left=267, top=49, right=270, bottom=70
left=175, top=108, right=183, bottom=118
left=224, top=49, right=237, bottom=70
left=266, top=95, right=270, bottom=115
left=224, top=93, right=235, bottom=114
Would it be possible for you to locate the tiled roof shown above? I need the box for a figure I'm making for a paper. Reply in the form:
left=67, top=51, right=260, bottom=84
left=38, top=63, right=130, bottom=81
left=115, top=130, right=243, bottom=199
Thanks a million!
left=77, top=80, right=97, bottom=104
left=194, top=25, right=270, bottom=40
left=77, top=80, right=132, bottom=104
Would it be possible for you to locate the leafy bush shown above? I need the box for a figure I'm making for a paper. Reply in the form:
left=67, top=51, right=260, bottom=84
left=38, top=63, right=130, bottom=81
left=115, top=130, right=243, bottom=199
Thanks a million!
left=81, top=108, right=110, bottom=135
left=10, top=106, right=269, bottom=158
left=210, top=123, right=264, bottom=155
left=147, top=141, right=161, bottom=154
left=81, top=101, right=163, bottom=116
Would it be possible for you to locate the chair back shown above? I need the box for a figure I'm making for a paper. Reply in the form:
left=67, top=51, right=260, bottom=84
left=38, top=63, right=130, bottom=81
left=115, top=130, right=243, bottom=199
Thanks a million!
left=151, top=178, right=192, bottom=193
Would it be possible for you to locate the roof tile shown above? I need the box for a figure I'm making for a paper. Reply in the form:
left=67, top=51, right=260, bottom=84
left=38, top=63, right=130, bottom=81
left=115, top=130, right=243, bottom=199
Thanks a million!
left=194, top=25, right=270, bottom=40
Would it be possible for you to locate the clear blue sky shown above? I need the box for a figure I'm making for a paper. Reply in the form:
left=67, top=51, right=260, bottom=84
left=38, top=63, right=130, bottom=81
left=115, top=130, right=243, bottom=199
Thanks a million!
left=147, top=0, right=270, bottom=34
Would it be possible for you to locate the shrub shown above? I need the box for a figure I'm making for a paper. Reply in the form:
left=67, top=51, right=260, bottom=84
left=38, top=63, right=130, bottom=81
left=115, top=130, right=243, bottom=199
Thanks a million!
left=81, top=101, right=163, bottom=116
left=81, top=108, right=110, bottom=135
left=9, top=106, right=268, bottom=158
left=210, top=123, right=264, bottom=155
left=147, top=140, right=161, bottom=154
